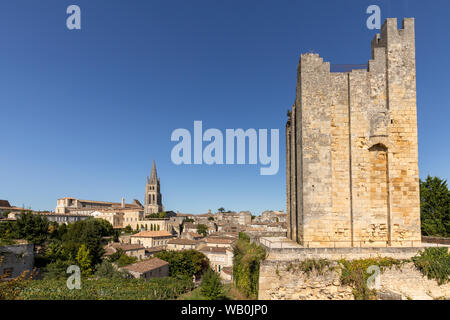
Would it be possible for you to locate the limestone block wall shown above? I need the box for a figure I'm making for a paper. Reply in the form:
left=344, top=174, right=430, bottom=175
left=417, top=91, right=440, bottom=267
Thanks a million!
left=259, top=260, right=354, bottom=300
left=259, top=260, right=450, bottom=300
left=286, top=18, right=421, bottom=247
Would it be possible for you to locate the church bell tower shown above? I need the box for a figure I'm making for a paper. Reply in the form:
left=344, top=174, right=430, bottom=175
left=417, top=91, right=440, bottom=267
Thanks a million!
left=144, top=160, right=163, bottom=215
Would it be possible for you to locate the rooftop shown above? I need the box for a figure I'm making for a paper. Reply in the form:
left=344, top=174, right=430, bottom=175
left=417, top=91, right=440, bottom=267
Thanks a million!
left=145, top=246, right=165, bottom=254
left=198, top=246, right=230, bottom=254
left=104, top=243, right=145, bottom=255
left=131, top=230, right=173, bottom=238
left=205, top=237, right=234, bottom=244
left=168, top=239, right=198, bottom=245
left=0, top=200, right=11, bottom=207
left=121, top=258, right=168, bottom=273
left=187, top=232, right=203, bottom=238
left=222, top=267, right=233, bottom=275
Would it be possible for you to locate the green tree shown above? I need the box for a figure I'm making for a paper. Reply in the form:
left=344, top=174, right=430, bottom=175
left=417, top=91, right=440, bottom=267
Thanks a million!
left=208, top=217, right=214, bottom=221
left=76, top=244, right=93, bottom=276
left=44, top=240, right=71, bottom=262
left=108, top=248, right=137, bottom=267
left=62, top=219, right=109, bottom=266
left=108, top=248, right=125, bottom=262
left=94, top=218, right=115, bottom=237
left=412, top=247, right=450, bottom=285
left=420, top=176, right=450, bottom=237
left=13, top=212, right=50, bottom=245
left=197, top=224, right=208, bottom=237
left=116, top=254, right=138, bottom=267
left=95, top=260, right=129, bottom=279
left=200, top=269, right=226, bottom=300
left=155, top=250, right=209, bottom=278
left=218, top=208, right=225, bottom=213
left=41, top=260, right=74, bottom=280
left=0, top=221, right=18, bottom=240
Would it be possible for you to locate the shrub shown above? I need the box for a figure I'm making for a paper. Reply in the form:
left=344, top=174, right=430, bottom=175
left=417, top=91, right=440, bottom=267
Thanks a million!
left=339, top=257, right=402, bottom=300
left=287, top=259, right=333, bottom=276
left=94, top=260, right=129, bottom=279
left=41, top=260, right=75, bottom=280
left=197, top=224, right=208, bottom=237
left=116, top=254, right=138, bottom=267
left=76, top=244, right=93, bottom=276
left=412, top=247, right=450, bottom=285
left=233, top=232, right=266, bottom=299
left=200, top=269, right=226, bottom=300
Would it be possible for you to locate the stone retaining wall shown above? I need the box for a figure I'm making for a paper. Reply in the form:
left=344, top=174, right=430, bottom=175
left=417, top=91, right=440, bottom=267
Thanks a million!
left=259, top=259, right=450, bottom=300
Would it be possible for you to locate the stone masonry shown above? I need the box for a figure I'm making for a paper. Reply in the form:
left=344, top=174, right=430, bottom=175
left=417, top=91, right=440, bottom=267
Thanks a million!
left=144, top=160, right=164, bottom=215
left=286, top=18, right=421, bottom=247
left=259, top=260, right=450, bottom=300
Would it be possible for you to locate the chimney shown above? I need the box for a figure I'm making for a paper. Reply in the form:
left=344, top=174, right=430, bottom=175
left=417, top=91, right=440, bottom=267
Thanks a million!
left=121, top=197, right=125, bottom=208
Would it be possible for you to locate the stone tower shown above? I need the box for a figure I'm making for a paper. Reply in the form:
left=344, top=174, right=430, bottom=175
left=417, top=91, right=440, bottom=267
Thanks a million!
left=144, top=160, right=164, bottom=215
left=286, top=18, right=421, bottom=248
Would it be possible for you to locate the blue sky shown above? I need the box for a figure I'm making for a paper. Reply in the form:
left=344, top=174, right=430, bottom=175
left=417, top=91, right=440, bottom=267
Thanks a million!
left=0, top=0, right=449, bottom=214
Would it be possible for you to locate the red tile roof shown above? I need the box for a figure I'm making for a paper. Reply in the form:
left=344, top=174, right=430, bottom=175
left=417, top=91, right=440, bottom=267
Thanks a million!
left=131, top=231, right=173, bottom=238
left=168, top=239, right=198, bottom=245
left=121, top=258, right=168, bottom=273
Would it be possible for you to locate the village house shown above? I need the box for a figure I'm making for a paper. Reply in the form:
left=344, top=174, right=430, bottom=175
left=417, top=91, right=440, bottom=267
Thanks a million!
left=221, top=266, right=233, bottom=282
left=181, top=231, right=204, bottom=241
left=121, top=257, right=169, bottom=280
left=237, top=211, right=252, bottom=225
left=260, top=210, right=286, bottom=223
left=218, top=223, right=245, bottom=233
left=103, top=243, right=146, bottom=260
left=204, top=236, right=235, bottom=249
left=166, top=238, right=198, bottom=251
left=198, top=246, right=233, bottom=273
left=182, top=222, right=198, bottom=234
left=130, top=230, right=174, bottom=248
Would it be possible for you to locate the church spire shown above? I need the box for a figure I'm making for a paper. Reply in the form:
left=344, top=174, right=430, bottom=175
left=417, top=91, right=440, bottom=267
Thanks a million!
left=149, top=160, right=158, bottom=184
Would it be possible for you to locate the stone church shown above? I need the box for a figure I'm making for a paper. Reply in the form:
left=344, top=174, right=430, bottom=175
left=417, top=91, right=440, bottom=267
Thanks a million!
left=286, top=18, right=421, bottom=248
left=144, top=160, right=164, bottom=215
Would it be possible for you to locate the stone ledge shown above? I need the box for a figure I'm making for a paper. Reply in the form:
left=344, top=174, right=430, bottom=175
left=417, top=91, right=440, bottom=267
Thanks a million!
left=264, top=246, right=426, bottom=262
